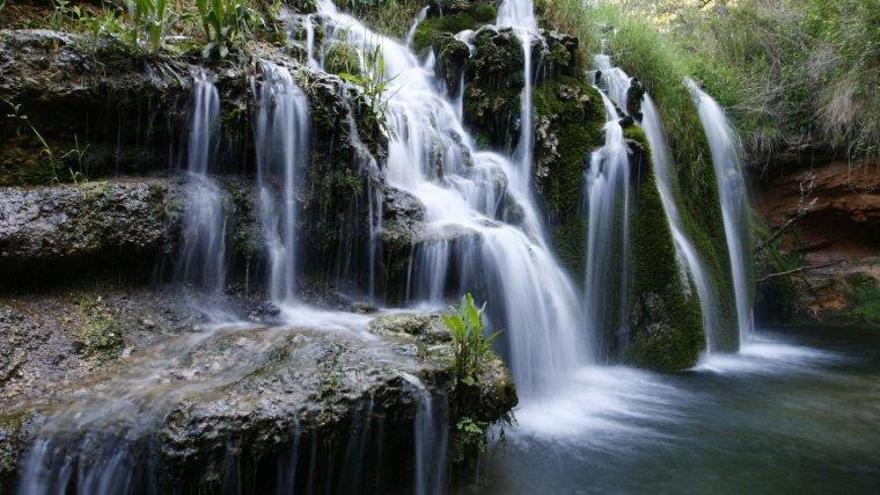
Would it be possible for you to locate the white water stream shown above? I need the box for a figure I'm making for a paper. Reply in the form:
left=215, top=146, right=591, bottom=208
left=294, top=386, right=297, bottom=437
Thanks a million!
left=686, top=79, right=754, bottom=344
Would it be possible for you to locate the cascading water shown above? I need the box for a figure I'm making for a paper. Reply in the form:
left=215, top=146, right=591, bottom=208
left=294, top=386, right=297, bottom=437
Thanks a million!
left=177, top=69, right=227, bottom=298
left=252, top=62, right=311, bottom=304
left=317, top=0, right=589, bottom=397
left=401, top=373, right=449, bottom=495
left=686, top=79, right=754, bottom=343
left=497, top=0, right=537, bottom=192
left=593, top=55, right=726, bottom=352
left=583, top=93, right=632, bottom=357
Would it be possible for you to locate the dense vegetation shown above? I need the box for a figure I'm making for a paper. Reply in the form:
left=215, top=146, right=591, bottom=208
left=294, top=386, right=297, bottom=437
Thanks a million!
left=539, top=0, right=880, bottom=166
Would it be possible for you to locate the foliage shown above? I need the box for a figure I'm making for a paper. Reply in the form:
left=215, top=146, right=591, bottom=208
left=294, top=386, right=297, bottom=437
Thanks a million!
left=450, top=416, right=489, bottom=465
left=337, top=42, right=397, bottom=138
left=4, top=100, right=90, bottom=185
left=442, top=292, right=501, bottom=386
left=127, top=0, right=174, bottom=54
left=622, top=0, right=880, bottom=162
left=335, top=0, right=426, bottom=39
left=196, top=0, right=261, bottom=59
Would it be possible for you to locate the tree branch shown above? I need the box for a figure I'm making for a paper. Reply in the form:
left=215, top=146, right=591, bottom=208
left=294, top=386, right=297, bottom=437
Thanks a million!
left=755, top=260, right=844, bottom=283
left=754, top=200, right=816, bottom=255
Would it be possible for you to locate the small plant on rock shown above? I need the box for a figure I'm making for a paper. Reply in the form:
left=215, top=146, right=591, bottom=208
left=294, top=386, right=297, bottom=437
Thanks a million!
left=195, top=0, right=261, bottom=59
left=127, top=0, right=173, bottom=54
left=442, top=292, right=500, bottom=386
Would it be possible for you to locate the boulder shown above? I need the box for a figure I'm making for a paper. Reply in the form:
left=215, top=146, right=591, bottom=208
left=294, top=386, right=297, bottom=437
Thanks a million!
left=0, top=179, right=183, bottom=284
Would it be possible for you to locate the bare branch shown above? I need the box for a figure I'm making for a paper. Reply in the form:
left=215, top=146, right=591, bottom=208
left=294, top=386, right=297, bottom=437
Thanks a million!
left=755, top=260, right=844, bottom=283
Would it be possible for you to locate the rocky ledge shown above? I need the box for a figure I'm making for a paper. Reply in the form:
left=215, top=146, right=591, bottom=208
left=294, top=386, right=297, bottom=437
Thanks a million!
left=0, top=285, right=516, bottom=492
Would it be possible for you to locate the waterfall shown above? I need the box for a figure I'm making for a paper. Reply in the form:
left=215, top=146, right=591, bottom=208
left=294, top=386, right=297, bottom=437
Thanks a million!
left=593, top=55, right=726, bottom=352
left=317, top=0, right=590, bottom=396
left=401, top=373, right=449, bottom=495
left=497, top=0, right=537, bottom=193
left=177, top=69, right=227, bottom=298
left=583, top=93, right=632, bottom=357
left=405, top=6, right=429, bottom=48
left=686, top=79, right=754, bottom=343
left=252, top=62, right=311, bottom=304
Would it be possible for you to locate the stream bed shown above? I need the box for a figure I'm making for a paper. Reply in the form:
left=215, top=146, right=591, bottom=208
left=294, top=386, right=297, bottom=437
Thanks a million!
left=478, top=327, right=880, bottom=494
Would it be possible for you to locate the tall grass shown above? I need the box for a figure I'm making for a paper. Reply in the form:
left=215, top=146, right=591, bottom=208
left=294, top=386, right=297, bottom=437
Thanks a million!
left=675, top=0, right=880, bottom=161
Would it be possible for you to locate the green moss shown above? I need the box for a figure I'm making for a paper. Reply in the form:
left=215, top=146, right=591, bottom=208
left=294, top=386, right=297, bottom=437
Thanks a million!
left=412, top=2, right=496, bottom=54
left=71, top=296, right=124, bottom=362
left=462, top=28, right=525, bottom=150
left=844, top=274, right=880, bottom=324
left=532, top=77, right=604, bottom=277
left=626, top=142, right=704, bottom=371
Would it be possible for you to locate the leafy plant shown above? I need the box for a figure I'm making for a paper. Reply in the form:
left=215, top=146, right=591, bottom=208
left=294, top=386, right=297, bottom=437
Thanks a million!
left=127, top=0, right=173, bottom=53
left=337, top=42, right=398, bottom=138
left=195, top=0, right=260, bottom=59
left=450, top=416, right=490, bottom=465
left=442, top=292, right=500, bottom=386
left=82, top=8, right=129, bottom=47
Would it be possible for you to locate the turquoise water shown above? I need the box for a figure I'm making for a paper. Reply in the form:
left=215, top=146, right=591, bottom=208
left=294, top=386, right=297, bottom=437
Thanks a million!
left=477, top=328, right=880, bottom=494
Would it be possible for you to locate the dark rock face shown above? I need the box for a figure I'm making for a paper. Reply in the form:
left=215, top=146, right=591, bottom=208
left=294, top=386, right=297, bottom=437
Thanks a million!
left=433, top=33, right=471, bottom=96
left=464, top=27, right=525, bottom=150
left=0, top=179, right=183, bottom=284
left=0, top=29, right=195, bottom=183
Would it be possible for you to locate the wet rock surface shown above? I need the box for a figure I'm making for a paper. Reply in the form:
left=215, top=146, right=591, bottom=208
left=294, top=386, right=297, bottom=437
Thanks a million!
left=0, top=285, right=516, bottom=491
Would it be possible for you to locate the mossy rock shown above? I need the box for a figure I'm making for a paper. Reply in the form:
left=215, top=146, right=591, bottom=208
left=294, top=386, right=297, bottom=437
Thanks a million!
left=533, top=77, right=605, bottom=277
left=433, top=33, right=471, bottom=92
left=625, top=139, right=704, bottom=371
left=412, top=2, right=497, bottom=54
left=463, top=27, right=525, bottom=150
left=72, top=296, right=125, bottom=362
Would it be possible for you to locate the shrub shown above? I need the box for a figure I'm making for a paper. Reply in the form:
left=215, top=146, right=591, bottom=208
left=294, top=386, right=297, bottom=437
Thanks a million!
left=442, top=292, right=500, bottom=386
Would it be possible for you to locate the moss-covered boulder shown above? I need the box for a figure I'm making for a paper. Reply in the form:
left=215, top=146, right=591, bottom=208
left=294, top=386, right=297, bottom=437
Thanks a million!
left=625, top=133, right=705, bottom=371
left=463, top=27, right=525, bottom=150
left=0, top=304, right=516, bottom=492
left=433, top=33, right=471, bottom=94
left=533, top=77, right=605, bottom=276
left=412, top=0, right=496, bottom=54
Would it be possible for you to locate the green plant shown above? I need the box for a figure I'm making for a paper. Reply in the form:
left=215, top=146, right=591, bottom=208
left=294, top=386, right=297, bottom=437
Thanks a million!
left=442, top=292, right=501, bottom=386
left=61, top=136, right=91, bottom=185
left=51, top=0, right=75, bottom=28
left=85, top=8, right=129, bottom=46
left=450, top=416, right=490, bottom=465
left=127, top=0, right=173, bottom=53
left=196, top=0, right=261, bottom=59
left=337, top=42, right=398, bottom=137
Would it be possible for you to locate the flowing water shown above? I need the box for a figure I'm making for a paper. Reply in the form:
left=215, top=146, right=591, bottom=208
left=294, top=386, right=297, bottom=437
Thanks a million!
left=252, top=62, right=311, bottom=305
left=583, top=94, right=632, bottom=357
left=317, top=0, right=591, bottom=397
left=478, top=326, right=880, bottom=493
left=687, top=78, right=755, bottom=344
left=593, top=55, right=730, bottom=352
left=177, top=70, right=228, bottom=300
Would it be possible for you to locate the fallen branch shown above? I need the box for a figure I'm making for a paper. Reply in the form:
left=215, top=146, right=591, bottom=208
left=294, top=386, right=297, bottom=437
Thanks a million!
left=754, top=201, right=815, bottom=255
left=756, top=260, right=844, bottom=283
